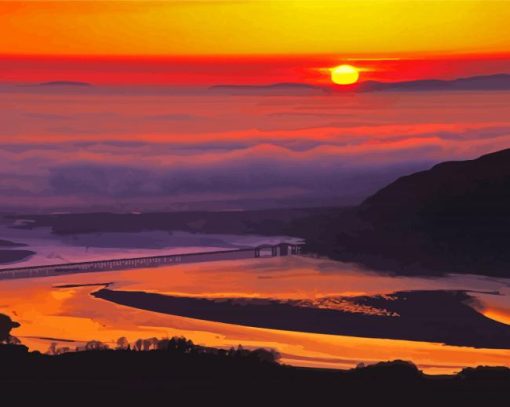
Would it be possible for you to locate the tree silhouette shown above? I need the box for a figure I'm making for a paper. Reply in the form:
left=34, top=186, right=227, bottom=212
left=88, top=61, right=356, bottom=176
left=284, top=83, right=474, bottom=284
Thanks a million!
left=142, top=338, right=152, bottom=351
left=148, top=337, right=159, bottom=350
left=84, top=340, right=109, bottom=351
left=251, top=348, right=280, bottom=364
left=116, top=337, right=129, bottom=350
left=47, top=342, right=59, bottom=355
left=0, top=313, right=20, bottom=344
left=133, top=338, right=143, bottom=351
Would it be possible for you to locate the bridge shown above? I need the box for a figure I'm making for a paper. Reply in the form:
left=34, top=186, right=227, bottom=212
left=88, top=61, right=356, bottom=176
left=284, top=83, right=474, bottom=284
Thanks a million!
left=0, top=243, right=302, bottom=281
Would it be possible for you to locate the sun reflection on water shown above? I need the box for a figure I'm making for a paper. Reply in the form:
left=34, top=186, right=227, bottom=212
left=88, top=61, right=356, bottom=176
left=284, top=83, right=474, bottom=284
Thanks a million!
left=2, top=256, right=510, bottom=374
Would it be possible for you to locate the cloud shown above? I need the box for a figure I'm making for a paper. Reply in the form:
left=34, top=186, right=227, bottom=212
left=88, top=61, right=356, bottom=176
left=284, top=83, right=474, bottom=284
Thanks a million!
left=41, top=158, right=429, bottom=211
left=1, top=88, right=510, bottom=212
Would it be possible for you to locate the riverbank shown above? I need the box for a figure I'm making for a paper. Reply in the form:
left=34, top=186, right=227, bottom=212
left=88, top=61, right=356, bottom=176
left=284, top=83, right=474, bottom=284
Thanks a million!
left=2, top=256, right=510, bottom=374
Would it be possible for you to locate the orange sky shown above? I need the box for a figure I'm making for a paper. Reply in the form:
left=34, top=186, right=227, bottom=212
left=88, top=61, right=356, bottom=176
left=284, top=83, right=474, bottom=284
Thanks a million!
left=1, top=1, right=510, bottom=84
left=2, top=1, right=510, bottom=56
left=2, top=53, right=510, bottom=85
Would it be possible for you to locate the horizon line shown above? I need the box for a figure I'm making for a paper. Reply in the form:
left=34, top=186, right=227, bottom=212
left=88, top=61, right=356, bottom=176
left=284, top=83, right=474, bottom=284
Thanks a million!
left=2, top=52, right=510, bottom=61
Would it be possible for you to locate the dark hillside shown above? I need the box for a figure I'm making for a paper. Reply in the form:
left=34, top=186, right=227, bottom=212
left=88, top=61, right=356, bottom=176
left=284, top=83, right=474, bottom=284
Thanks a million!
left=309, top=149, right=510, bottom=276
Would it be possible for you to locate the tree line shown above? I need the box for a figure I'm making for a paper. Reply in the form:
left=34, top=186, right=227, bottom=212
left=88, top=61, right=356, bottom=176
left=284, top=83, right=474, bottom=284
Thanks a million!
left=2, top=312, right=279, bottom=364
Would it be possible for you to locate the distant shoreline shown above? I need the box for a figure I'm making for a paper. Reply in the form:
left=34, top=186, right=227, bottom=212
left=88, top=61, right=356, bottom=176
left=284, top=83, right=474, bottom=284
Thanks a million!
left=0, top=250, right=35, bottom=266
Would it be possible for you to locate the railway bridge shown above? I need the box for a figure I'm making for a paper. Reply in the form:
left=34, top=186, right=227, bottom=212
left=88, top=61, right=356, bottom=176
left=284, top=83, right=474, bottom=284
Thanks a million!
left=0, top=243, right=302, bottom=281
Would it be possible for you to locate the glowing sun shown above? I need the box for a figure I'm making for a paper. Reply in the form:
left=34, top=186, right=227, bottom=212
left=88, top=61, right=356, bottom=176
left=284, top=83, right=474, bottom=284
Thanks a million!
left=331, top=64, right=360, bottom=85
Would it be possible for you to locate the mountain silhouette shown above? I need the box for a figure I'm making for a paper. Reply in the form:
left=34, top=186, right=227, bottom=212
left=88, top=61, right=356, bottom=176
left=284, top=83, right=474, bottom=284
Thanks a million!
left=361, top=148, right=510, bottom=219
left=37, top=81, right=92, bottom=87
left=312, top=149, right=510, bottom=276
left=209, top=82, right=329, bottom=95
left=358, top=74, right=510, bottom=92
left=209, top=74, right=510, bottom=95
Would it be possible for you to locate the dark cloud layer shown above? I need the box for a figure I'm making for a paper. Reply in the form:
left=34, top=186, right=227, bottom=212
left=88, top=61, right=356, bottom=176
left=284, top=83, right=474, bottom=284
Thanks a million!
left=47, top=161, right=427, bottom=203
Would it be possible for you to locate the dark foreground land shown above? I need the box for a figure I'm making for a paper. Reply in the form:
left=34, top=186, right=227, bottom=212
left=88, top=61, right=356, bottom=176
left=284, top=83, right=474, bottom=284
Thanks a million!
left=1, top=313, right=509, bottom=405
left=1, top=343, right=509, bottom=406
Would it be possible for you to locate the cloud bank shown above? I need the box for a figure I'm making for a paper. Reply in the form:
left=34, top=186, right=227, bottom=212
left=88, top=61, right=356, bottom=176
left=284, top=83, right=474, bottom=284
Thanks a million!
left=1, top=87, right=509, bottom=212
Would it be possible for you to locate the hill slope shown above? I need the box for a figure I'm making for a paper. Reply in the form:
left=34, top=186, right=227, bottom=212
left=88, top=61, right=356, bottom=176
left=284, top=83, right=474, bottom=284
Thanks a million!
left=362, top=148, right=510, bottom=220
left=311, top=149, right=510, bottom=276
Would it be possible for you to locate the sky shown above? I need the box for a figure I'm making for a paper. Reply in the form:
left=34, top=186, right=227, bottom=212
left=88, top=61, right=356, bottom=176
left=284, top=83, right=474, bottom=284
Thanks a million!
left=2, top=1, right=510, bottom=85
left=1, top=1, right=510, bottom=213
left=3, top=1, right=510, bottom=56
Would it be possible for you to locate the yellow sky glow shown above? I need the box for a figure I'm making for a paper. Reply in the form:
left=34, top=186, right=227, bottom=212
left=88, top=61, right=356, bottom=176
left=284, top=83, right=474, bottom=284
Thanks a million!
left=1, top=1, right=510, bottom=56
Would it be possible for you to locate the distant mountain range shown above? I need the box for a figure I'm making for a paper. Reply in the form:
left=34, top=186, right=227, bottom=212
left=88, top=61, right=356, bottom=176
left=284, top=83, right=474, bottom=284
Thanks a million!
left=209, top=82, right=328, bottom=95
left=210, top=74, right=510, bottom=95
left=358, top=73, right=510, bottom=92
left=6, top=74, right=510, bottom=94
left=37, top=81, right=92, bottom=87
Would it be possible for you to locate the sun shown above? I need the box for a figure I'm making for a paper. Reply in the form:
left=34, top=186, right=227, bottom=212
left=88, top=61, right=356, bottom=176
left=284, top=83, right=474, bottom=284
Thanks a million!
left=331, top=64, right=360, bottom=85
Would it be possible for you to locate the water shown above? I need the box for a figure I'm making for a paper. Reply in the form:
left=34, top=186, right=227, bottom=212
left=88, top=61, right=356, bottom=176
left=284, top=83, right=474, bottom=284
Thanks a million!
left=1, top=255, right=510, bottom=374
left=0, top=224, right=300, bottom=268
